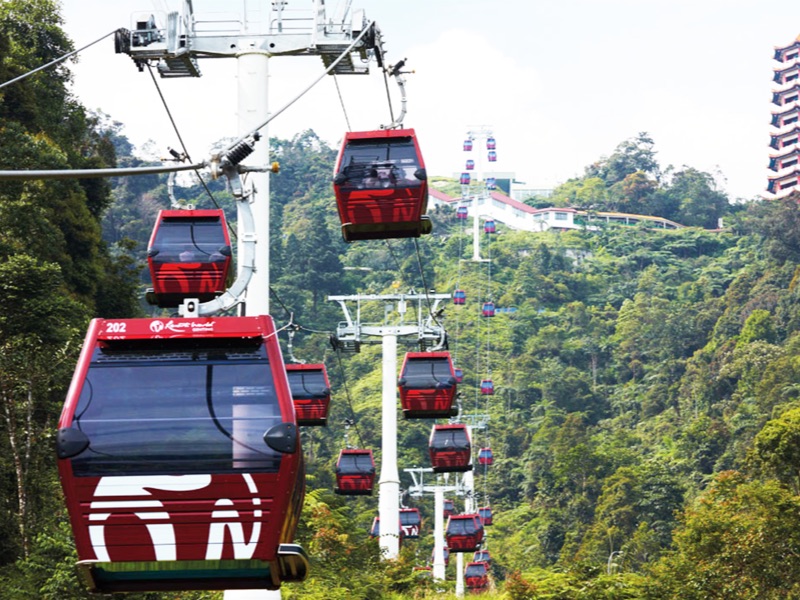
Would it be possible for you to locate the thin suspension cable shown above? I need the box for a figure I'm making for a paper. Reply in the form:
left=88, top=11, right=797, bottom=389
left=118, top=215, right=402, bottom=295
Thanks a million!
left=0, top=161, right=206, bottom=180
left=334, top=349, right=366, bottom=448
left=145, top=64, right=235, bottom=239
left=381, top=67, right=395, bottom=126
left=413, top=238, right=443, bottom=329
left=225, top=21, right=376, bottom=153
left=0, top=30, right=117, bottom=91
left=333, top=73, right=352, bottom=132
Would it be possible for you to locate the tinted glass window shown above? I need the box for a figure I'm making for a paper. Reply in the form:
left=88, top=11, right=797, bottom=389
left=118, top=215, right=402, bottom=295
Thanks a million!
left=402, top=358, right=453, bottom=387
left=338, top=452, right=374, bottom=474
left=465, top=565, right=486, bottom=576
left=287, top=369, right=328, bottom=399
left=338, top=138, right=421, bottom=189
left=152, top=217, right=228, bottom=263
left=432, top=427, right=469, bottom=449
left=70, top=345, right=282, bottom=476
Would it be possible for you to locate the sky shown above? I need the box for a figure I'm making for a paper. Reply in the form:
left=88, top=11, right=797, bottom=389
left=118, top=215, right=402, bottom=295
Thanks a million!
left=58, top=0, right=800, bottom=201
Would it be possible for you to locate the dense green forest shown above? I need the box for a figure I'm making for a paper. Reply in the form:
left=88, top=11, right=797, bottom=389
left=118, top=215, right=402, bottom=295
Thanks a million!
left=5, top=2, right=800, bottom=599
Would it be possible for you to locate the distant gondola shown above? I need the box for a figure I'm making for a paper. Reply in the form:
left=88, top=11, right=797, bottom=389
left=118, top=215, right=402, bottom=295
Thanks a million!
left=453, top=289, right=467, bottom=305
left=445, top=514, right=484, bottom=552
left=480, top=379, right=495, bottom=395
left=473, top=549, right=492, bottom=566
left=335, top=449, right=376, bottom=495
left=478, top=506, right=493, bottom=526
left=146, top=209, right=233, bottom=307
left=333, top=129, right=431, bottom=242
left=398, top=352, right=458, bottom=419
left=443, top=498, right=455, bottom=519
left=465, top=561, right=489, bottom=590
left=399, top=508, right=422, bottom=539
left=463, top=139, right=473, bottom=151
left=285, top=363, right=331, bottom=426
left=456, top=205, right=469, bottom=219
left=484, top=219, right=496, bottom=234
left=478, top=447, right=494, bottom=466
left=429, top=424, right=472, bottom=472
left=482, top=302, right=496, bottom=317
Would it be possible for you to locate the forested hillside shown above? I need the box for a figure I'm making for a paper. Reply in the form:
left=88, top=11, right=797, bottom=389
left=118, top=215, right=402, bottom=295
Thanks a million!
left=4, top=2, right=800, bottom=599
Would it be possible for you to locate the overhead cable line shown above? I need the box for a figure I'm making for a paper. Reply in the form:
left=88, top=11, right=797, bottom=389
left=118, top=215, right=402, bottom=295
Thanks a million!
left=0, top=30, right=117, bottom=91
left=334, top=350, right=367, bottom=448
left=333, top=73, right=352, bottom=132
left=145, top=64, right=233, bottom=238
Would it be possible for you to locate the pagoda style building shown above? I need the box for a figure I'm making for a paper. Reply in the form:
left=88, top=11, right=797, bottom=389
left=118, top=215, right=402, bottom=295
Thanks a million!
left=768, top=36, right=800, bottom=197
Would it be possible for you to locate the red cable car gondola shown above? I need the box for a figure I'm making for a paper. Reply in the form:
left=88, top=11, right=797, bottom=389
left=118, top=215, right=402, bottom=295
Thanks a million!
left=445, top=514, right=484, bottom=552
left=399, top=508, right=422, bottom=539
left=484, top=219, right=496, bottom=234
left=465, top=561, right=489, bottom=590
left=454, top=368, right=464, bottom=383
left=456, top=206, right=469, bottom=220
left=486, top=137, right=496, bottom=150
left=460, top=172, right=471, bottom=185
left=285, top=363, right=330, bottom=426
left=429, top=424, right=472, bottom=472
left=482, top=302, right=495, bottom=317
left=398, top=352, right=458, bottom=419
left=369, top=516, right=380, bottom=538
left=486, top=177, right=496, bottom=190
left=56, top=316, right=307, bottom=593
left=478, top=447, right=494, bottom=466
left=146, top=209, right=233, bottom=308
left=443, top=498, right=455, bottom=519
left=333, top=129, right=431, bottom=242
left=463, top=139, right=473, bottom=151
left=479, top=506, right=493, bottom=526
left=466, top=159, right=475, bottom=171
left=480, top=379, right=494, bottom=395
left=473, top=549, right=492, bottom=566
left=335, top=449, right=376, bottom=496
left=453, top=289, right=466, bottom=305
left=487, top=150, right=497, bottom=162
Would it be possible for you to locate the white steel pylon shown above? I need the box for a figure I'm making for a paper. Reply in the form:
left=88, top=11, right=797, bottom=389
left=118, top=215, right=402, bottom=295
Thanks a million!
left=330, top=292, right=450, bottom=559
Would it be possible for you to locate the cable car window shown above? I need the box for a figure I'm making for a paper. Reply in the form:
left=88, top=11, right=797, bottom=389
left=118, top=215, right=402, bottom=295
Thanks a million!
left=465, top=564, right=486, bottom=577
left=287, top=370, right=328, bottom=399
left=70, top=345, right=282, bottom=476
left=338, top=138, right=421, bottom=189
left=433, top=428, right=469, bottom=449
left=152, top=217, right=228, bottom=263
left=447, top=518, right=472, bottom=535
left=401, top=358, right=454, bottom=388
left=338, top=452, right=375, bottom=473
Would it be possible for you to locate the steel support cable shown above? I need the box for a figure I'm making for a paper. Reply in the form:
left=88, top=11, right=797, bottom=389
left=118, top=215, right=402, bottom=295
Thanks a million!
left=332, top=73, right=352, bottom=132
left=412, top=238, right=443, bottom=330
left=0, top=30, right=117, bottom=91
left=334, top=348, right=367, bottom=448
left=222, top=20, right=377, bottom=156
left=1, top=23, right=375, bottom=181
left=145, top=64, right=232, bottom=237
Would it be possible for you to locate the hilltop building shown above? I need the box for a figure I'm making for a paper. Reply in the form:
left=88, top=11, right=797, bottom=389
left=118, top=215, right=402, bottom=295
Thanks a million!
left=768, top=35, right=800, bottom=197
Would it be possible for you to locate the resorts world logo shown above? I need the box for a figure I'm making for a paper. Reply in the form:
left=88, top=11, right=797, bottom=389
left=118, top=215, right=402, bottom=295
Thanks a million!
left=88, top=474, right=264, bottom=562
left=149, top=320, right=215, bottom=334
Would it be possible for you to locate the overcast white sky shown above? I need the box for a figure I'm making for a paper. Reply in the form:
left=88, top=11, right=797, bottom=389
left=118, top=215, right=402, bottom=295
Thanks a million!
left=59, top=0, right=800, bottom=200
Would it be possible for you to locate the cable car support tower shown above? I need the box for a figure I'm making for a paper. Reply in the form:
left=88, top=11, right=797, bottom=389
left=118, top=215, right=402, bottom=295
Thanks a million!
left=329, top=292, right=450, bottom=559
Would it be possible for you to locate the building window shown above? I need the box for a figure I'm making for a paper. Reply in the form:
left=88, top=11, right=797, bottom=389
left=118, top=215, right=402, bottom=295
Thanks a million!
left=554, top=212, right=568, bottom=221
left=783, top=138, right=798, bottom=147
left=783, top=158, right=798, bottom=169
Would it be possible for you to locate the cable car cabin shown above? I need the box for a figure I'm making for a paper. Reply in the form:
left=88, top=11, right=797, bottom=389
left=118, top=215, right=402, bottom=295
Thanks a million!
left=335, top=449, right=376, bottom=495
left=454, top=368, right=464, bottom=383
left=466, top=159, right=475, bottom=171
left=465, top=561, right=489, bottom=590
left=463, top=139, right=473, bottom=151
left=398, top=352, right=458, bottom=419
left=369, top=517, right=405, bottom=546
left=460, top=172, right=471, bottom=185
left=473, top=549, right=492, bottom=566
left=486, top=177, right=496, bottom=190
left=429, top=424, right=472, bottom=473
left=478, top=447, right=494, bottom=466
left=456, top=206, right=469, bottom=220
left=285, top=363, right=330, bottom=426
left=482, top=302, right=496, bottom=317
left=146, top=209, right=233, bottom=308
left=478, top=506, right=493, bottom=526
left=443, top=498, right=455, bottom=519
left=333, top=129, right=431, bottom=242
left=400, top=508, right=422, bottom=539
left=56, top=316, right=307, bottom=593
left=487, top=150, right=497, bottom=162
left=480, top=379, right=495, bottom=395
left=486, top=137, right=496, bottom=150
left=484, top=219, right=496, bottom=234
left=445, top=514, right=484, bottom=552
left=453, top=289, right=467, bottom=305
